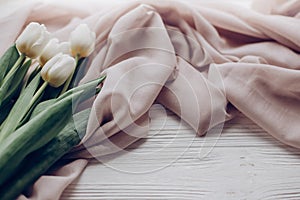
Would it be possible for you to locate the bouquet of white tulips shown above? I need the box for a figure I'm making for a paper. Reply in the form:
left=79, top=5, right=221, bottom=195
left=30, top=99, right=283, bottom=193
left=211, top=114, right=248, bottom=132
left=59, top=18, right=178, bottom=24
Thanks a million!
left=0, top=22, right=104, bottom=200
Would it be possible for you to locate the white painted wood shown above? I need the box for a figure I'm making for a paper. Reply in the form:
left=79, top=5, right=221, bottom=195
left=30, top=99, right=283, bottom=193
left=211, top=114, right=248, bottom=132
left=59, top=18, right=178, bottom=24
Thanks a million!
left=61, top=106, right=300, bottom=200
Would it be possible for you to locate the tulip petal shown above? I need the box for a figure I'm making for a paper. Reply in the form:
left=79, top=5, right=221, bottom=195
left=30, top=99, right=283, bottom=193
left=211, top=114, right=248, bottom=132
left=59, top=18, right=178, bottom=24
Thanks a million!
left=69, top=24, right=96, bottom=58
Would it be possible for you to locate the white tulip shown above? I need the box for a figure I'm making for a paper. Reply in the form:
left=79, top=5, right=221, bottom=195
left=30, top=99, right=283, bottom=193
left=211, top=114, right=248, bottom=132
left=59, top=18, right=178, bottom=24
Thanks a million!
left=70, top=24, right=96, bottom=58
left=59, top=42, right=71, bottom=55
left=38, top=38, right=59, bottom=66
left=16, top=22, right=51, bottom=59
left=39, top=39, right=71, bottom=66
left=41, top=53, right=76, bottom=87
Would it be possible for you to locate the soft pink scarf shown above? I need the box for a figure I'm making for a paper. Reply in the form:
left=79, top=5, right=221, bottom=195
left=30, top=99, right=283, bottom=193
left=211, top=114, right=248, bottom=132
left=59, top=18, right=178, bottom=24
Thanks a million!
left=0, top=0, right=299, bottom=199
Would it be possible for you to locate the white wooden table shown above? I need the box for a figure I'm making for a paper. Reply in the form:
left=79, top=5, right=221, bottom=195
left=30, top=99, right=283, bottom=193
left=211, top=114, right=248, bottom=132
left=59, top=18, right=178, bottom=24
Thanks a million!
left=62, top=105, right=300, bottom=200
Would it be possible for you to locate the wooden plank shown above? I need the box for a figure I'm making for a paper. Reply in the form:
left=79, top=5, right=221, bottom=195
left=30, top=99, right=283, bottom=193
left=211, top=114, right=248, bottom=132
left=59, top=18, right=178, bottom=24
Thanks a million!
left=61, top=106, right=300, bottom=200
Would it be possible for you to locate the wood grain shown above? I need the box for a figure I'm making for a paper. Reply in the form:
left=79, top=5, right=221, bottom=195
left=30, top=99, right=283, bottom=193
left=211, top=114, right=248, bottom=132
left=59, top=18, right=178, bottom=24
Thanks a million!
left=61, top=106, right=300, bottom=200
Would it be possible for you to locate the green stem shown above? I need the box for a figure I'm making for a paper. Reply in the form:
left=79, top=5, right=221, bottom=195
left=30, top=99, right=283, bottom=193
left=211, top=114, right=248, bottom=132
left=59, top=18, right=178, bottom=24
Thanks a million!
left=0, top=54, right=26, bottom=86
left=60, top=55, right=79, bottom=96
left=28, top=81, right=48, bottom=109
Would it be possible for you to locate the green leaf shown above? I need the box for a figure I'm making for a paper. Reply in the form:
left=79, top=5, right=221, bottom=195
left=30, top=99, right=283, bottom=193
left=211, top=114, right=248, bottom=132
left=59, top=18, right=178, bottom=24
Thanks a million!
left=0, top=73, right=40, bottom=141
left=0, top=89, right=84, bottom=186
left=30, top=76, right=105, bottom=120
left=0, top=108, right=91, bottom=200
left=0, top=45, right=19, bottom=83
left=35, top=76, right=103, bottom=117
left=20, top=64, right=41, bottom=93
left=58, top=76, right=105, bottom=102
left=29, top=99, right=56, bottom=120
left=1, top=60, right=32, bottom=107
left=0, top=101, right=13, bottom=126
left=25, top=65, right=41, bottom=87
left=0, top=54, right=26, bottom=106
left=18, top=89, right=44, bottom=127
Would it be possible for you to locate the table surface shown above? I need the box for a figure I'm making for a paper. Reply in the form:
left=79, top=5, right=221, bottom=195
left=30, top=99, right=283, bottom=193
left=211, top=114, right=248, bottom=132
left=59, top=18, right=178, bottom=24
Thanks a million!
left=61, top=105, right=300, bottom=200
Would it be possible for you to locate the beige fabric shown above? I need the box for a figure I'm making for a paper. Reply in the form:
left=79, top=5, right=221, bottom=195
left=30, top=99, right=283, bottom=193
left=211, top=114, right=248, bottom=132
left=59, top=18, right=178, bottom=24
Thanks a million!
left=252, top=0, right=300, bottom=16
left=17, top=159, right=88, bottom=200
left=0, top=0, right=298, bottom=199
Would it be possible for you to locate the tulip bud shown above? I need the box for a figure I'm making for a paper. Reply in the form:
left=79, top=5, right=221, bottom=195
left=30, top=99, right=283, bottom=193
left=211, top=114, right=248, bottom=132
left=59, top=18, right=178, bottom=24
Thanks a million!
left=16, top=22, right=51, bottom=59
left=41, top=53, right=76, bottom=87
left=70, top=24, right=96, bottom=58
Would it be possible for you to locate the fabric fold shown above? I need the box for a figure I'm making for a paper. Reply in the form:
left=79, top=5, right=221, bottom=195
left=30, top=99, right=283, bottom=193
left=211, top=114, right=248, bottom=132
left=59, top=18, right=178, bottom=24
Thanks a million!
left=0, top=0, right=296, bottom=199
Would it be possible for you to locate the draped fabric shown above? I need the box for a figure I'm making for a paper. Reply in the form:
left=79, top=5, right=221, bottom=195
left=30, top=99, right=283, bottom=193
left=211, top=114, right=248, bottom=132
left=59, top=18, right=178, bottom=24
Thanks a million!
left=0, top=0, right=299, bottom=199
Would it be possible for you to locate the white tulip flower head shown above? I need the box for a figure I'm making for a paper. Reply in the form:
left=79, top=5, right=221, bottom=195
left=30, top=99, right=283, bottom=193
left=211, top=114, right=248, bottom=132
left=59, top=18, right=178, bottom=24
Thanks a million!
left=41, top=53, right=76, bottom=87
left=70, top=24, right=96, bottom=58
left=16, top=22, right=51, bottom=59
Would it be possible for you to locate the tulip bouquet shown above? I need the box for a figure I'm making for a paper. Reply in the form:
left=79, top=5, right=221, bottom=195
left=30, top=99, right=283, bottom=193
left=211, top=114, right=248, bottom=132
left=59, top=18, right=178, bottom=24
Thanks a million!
left=0, top=22, right=103, bottom=200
